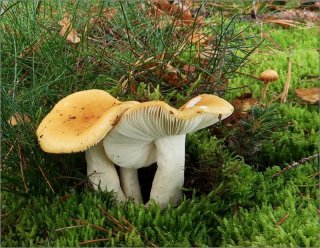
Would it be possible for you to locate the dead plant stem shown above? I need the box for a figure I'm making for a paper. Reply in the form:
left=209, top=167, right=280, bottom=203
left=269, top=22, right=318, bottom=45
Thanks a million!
left=280, top=57, right=292, bottom=103
left=18, top=145, right=29, bottom=193
left=272, top=153, right=319, bottom=178
left=38, top=165, right=55, bottom=193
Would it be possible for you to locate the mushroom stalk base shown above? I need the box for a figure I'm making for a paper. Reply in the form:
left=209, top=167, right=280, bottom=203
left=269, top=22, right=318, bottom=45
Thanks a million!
left=148, top=134, right=186, bottom=208
left=120, top=167, right=143, bottom=203
left=85, top=142, right=126, bottom=201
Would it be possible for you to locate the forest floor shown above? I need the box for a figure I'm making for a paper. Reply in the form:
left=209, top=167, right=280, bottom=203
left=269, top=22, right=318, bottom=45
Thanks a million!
left=1, top=1, right=319, bottom=247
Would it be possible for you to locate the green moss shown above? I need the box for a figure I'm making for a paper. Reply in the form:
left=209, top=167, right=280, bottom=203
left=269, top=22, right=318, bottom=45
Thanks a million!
left=261, top=103, right=319, bottom=165
left=2, top=159, right=318, bottom=247
left=1, top=1, right=319, bottom=247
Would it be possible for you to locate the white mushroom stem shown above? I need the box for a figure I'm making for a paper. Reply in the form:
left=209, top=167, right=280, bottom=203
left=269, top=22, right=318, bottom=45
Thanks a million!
left=147, top=134, right=186, bottom=208
left=120, top=167, right=143, bottom=203
left=85, top=142, right=126, bottom=201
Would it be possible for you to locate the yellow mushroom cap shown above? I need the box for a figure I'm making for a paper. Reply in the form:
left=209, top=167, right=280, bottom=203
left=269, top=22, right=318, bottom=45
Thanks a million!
left=179, top=94, right=234, bottom=117
left=36, top=89, right=139, bottom=153
left=259, top=69, right=279, bottom=82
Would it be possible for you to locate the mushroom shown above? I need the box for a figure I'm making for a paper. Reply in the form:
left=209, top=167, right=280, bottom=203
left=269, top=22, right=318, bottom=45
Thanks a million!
left=259, top=69, right=279, bottom=102
left=102, top=94, right=234, bottom=208
left=36, top=89, right=139, bottom=201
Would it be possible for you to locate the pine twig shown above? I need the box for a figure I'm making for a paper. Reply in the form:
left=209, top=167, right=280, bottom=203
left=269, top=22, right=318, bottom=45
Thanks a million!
left=71, top=218, right=113, bottom=234
left=3, top=138, right=18, bottom=162
left=272, top=153, right=319, bottom=178
left=18, top=145, right=29, bottom=193
left=55, top=225, right=86, bottom=232
left=275, top=212, right=289, bottom=228
left=98, top=206, right=158, bottom=248
left=38, top=165, right=55, bottom=193
left=79, top=238, right=109, bottom=246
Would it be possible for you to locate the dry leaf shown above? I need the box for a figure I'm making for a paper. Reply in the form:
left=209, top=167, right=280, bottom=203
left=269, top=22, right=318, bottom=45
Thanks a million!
left=295, top=87, right=320, bottom=104
left=183, top=64, right=196, bottom=73
left=258, top=10, right=319, bottom=28
left=188, top=32, right=207, bottom=45
left=103, top=8, right=117, bottom=20
left=197, top=46, right=216, bottom=59
left=19, top=40, right=42, bottom=58
left=231, top=93, right=258, bottom=112
left=153, top=0, right=172, bottom=12
left=223, top=93, right=258, bottom=125
left=90, top=7, right=117, bottom=26
left=8, top=113, right=31, bottom=126
left=59, top=14, right=81, bottom=44
left=263, top=19, right=300, bottom=28
left=155, top=63, right=182, bottom=86
left=152, top=0, right=195, bottom=26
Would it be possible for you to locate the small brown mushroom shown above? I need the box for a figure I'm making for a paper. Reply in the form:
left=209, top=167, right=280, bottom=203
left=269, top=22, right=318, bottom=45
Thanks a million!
left=259, top=69, right=279, bottom=102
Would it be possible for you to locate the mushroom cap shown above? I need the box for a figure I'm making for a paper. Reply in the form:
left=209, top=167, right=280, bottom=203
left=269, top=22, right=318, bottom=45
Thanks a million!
left=103, top=94, right=234, bottom=168
left=259, top=69, right=279, bottom=82
left=37, top=89, right=139, bottom=153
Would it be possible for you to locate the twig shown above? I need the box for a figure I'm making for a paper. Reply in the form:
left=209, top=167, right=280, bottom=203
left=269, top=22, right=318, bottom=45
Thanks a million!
left=275, top=212, right=289, bottom=228
left=38, top=165, right=55, bottom=193
left=308, top=172, right=319, bottom=178
left=272, top=153, right=319, bottom=178
left=235, top=71, right=261, bottom=81
left=280, top=57, right=292, bottom=103
left=18, top=145, right=29, bottom=193
left=79, top=238, right=109, bottom=246
left=0, top=0, right=21, bottom=17
left=71, top=218, right=112, bottom=234
left=99, top=206, right=128, bottom=232
left=3, top=138, right=18, bottom=162
left=55, top=225, right=86, bottom=232
left=99, top=206, right=158, bottom=247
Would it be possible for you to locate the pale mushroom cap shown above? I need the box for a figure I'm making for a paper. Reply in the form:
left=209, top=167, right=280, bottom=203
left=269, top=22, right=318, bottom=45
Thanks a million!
left=260, top=69, right=279, bottom=82
left=103, top=94, right=234, bottom=168
left=37, top=89, right=139, bottom=153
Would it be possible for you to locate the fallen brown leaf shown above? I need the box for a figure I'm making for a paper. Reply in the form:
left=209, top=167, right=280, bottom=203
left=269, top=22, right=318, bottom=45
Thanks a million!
left=103, top=8, right=117, bottom=20
left=231, top=93, right=258, bottom=112
left=188, top=32, right=207, bottom=45
left=295, top=87, right=320, bottom=104
left=152, top=0, right=196, bottom=26
left=263, top=19, right=301, bottom=28
left=155, top=63, right=182, bottom=87
left=8, top=113, right=31, bottom=126
left=197, top=45, right=216, bottom=59
left=223, top=93, right=258, bottom=125
left=183, top=64, right=196, bottom=73
left=59, top=13, right=81, bottom=44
